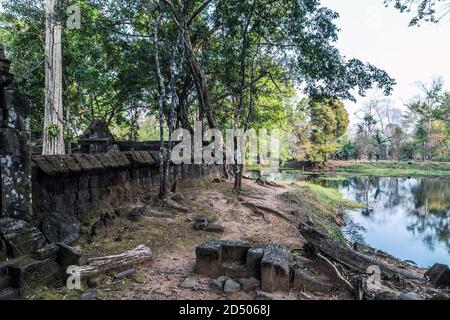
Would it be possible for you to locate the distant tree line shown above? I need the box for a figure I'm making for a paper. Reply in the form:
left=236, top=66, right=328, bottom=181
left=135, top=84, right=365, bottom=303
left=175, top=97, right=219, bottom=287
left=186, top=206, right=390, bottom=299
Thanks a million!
left=333, top=78, right=450, bottom=162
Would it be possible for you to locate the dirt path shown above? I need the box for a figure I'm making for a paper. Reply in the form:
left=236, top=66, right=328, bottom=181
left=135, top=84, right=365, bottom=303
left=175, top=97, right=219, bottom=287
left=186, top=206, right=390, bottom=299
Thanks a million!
left=107, top=179, right=304, bottom=300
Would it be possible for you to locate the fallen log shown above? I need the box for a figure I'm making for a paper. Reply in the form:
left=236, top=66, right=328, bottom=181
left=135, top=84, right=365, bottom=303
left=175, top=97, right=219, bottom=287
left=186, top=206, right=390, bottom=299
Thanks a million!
left=298, top=223, right=423, bottom=280
left=69, top=245, right=152, bottom=277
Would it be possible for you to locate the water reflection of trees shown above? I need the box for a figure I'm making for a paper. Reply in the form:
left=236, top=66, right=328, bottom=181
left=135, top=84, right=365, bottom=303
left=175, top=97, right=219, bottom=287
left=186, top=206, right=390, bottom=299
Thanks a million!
left=342, top=177, right=450, bottom=252
left=347, top=176, right=405, bottom=216
left=408, top=179, right=450, bottom=251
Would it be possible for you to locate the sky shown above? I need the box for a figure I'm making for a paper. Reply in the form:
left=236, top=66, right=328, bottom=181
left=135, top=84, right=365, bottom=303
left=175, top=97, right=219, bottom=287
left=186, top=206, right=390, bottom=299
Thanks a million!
left=320, top=0, right=450, bottom=125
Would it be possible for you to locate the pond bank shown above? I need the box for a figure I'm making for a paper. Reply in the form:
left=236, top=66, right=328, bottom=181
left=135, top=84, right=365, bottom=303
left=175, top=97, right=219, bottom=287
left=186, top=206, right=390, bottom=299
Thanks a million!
left=283, top=160, right=450, bottom=177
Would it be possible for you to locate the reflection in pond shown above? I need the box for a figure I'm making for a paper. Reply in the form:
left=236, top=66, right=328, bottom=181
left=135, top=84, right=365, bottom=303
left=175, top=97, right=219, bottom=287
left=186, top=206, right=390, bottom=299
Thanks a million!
left=248, top=170, right=450, bottom=267
left=321, top=176, right=450, bottom=267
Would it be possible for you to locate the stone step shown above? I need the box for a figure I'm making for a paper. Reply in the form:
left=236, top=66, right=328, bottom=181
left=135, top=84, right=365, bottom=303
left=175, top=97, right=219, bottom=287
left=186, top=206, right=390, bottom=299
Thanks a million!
left=0, top=288, right=19, bottom=300
left=0, top=275, right=12, bottom=291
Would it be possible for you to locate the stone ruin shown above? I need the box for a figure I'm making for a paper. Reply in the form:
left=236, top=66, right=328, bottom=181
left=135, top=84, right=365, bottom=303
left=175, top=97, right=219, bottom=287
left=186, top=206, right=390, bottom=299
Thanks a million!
left=78, top=119, right=118, bottom=154
left=0, top=44, right=225, bottom=299
left=196, top=240, right=293, bottom=295
left=0, top=44, right=79, bottom=299
left=195, top=240, right=345, bottom=298
left=0, top=44, right=32, bottom=222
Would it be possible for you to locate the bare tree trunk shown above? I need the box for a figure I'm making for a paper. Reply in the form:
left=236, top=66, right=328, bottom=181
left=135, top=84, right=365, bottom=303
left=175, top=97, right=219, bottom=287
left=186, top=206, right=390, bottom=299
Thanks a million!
left=181, top=28, right=217, bottom=129
left=43, top=0, right=65, bottom=155
left=233, top=2, right=256, bottom=194
left=165, top=32, right=181, bottom=191
left=177, top=69, right=194, bottom=134
left=154, top=6, right=167, bottom=199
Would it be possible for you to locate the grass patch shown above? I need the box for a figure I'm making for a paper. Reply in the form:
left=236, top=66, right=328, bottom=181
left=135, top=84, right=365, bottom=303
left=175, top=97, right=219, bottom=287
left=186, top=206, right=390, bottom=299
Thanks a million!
left=333, top=161, right=450, bottom=177
left=282, top=182, right=363, bottom=243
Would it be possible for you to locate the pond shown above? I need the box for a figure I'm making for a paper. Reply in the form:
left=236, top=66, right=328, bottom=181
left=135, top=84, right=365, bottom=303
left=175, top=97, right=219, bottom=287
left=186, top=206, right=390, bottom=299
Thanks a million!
left=249, top=170, right=450, bottom=268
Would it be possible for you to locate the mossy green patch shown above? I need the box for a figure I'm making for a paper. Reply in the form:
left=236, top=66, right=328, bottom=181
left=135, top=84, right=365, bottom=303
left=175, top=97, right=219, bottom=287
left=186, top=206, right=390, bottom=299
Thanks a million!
left=282, top=182, right=363, bottom=243
left=334, top=161, right=450, bottom=177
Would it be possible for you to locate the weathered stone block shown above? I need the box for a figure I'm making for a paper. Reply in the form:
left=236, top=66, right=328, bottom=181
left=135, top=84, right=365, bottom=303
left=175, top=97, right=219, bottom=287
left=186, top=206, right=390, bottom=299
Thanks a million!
left=221, top=262, right=250, bottom=278
left=260, top=245, right=290, bottom=292
left=77, top=190, right=90, bottom=203
left=222, top=240, right=252, bottom=263
left=80, top=154, right=104, bottom=172
left=56, top=243, right=81, bottom=270
left=195, top=240, right=223, bottom=276
left=31, top=244, right=59, bottom=261
left=150, top=167, right=159, bottom=185
left=32, top=157, right=58, bottom=177
left=247, top=247, right=264, bottom=279
left=72, top=154, right=94, bottom=173
left=51, top=194, right=76, bottom=214
left=0, top=238, right=7, bottom=261
left=223, top=278, right=241, bottom=294
left=209, top=276, right=229, bottom=293
left=130, top=169, right=140, bottom=180
left=64, top=177, right=79, bottom=194
left=3, top=91, right=29, bottom=129
left=140, top=168, right=151, bottom=178
left=89, top=175, right=99, bottom=188
left=239, top=277, right=261, bottom=292
left=78, top=176, right=90, bottom=190
left=95, top=154, right=116, bottom=170
left=61, top=156, right=82, bottom=175
left=98, top=172, right=116, bottom=187
left=41, top=211, right=80, bottom=244
left=89, top=187, right=101, bottom=202
left=425, top=264, right=450, bottom=287
left=7, top=256, right=62, bottom=294
left=0, top=129, right=32, bottom=220
left=142, top=177, right=152, bottom=188
left=117, top=170, right=128, bottom=184
left=0, top=218, right=47, bottom=258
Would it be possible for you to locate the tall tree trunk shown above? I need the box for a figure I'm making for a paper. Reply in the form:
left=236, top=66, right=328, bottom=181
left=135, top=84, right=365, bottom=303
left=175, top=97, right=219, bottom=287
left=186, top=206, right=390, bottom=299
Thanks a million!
left=181, top=28, right=217, bottom=129
left=177, top=69, right=194, bottom=134
left=233, top=2, right=256, bottom=194
left=165, top=32, right=181, bottom=192
left=43, top=0, right=65, bottom=155
left=154, top=7, right=167, bottom=199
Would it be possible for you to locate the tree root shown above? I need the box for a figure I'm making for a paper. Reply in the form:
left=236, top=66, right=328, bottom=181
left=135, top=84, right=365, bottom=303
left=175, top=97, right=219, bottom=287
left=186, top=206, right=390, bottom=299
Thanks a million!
left=242, top=202, right=294, bottom=222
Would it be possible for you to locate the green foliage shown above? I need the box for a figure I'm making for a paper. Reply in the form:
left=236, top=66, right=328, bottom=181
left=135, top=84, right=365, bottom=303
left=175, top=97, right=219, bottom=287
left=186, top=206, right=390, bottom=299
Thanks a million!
left=2, top=0, right=395, bottom=153
left=295, top=97, right=350, bottom=165
left=400, top=141, right=418, bottom=160
left=333, top=137, right=355, bottom=160
left=45, top=124, right=60, bottom=137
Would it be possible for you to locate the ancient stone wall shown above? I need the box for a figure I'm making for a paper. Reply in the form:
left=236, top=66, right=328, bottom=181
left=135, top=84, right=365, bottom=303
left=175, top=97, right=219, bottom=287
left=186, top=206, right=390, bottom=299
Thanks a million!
left=1, top=47, right=32, bottom=221
left=31, top=151, right=223, bottom=244
left=0, top=45, right=225, bottom=297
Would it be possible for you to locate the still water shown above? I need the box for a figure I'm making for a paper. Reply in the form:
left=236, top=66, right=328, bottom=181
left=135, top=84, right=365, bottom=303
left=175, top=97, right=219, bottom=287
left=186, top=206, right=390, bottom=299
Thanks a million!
left=250, top=170, right=450, bottom=267
left=326, top=176, right=450, bottom=268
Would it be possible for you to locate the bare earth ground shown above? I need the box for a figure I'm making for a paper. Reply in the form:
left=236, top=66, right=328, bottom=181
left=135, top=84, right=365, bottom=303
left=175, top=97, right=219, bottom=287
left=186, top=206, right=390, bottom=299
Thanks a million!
left=61, top=177, right=347, bottom=301
left=109, top=179, right=306, bottom=300
left=36, top=176, right=431, bottom=300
